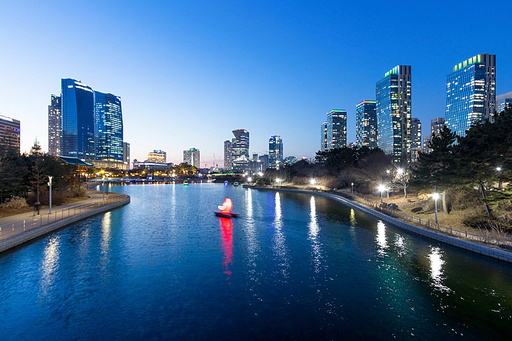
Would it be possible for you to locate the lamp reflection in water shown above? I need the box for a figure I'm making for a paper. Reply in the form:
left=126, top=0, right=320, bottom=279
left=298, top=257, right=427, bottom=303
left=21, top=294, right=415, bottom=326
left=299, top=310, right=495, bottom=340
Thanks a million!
left=428, top=246, right=450, bottom=292
left=273, top=192, right=289, bottom=280
left=219, top=217, right=233, bottom=282
left=308, top=196, right=323, bottom=273
left=376, top=220, right=388, bottom=255
left=100, top=211, right=112, bottom=257
left=40, top=236, right=60, bottom=295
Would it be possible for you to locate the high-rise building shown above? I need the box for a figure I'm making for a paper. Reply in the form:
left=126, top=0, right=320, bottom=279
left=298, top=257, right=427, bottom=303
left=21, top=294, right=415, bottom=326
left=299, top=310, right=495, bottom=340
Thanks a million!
left=147, top=150, right=166, bottom=163
left=48, top=95, right=61, bottom=156
left=410, top=118, right=421, bottom=162
left=223, top=140, right=232, bottom=171
left=269, top=135, right=283, bottom=169
left=183, top=148, right=200, bottom=168
left=231, top=129, right=249, bottom=172
left=376, top=65, right=412, bottom=164
left=320, top=121, right=328, bottom=152
left=0, top=114, right=20, bottom=153
left=431, top=117, right=445, bottom=137
left=123, top=142, right=131, bottom=169
left=259, top=154, right=269, bottom=171
left=497, top=91, right=512, bottom=113
left=445, top=53, right=496, bottom=137
left=94, top=91, right=123, bottom=164
left=61, top=79, right=95, bottom=160
left=326, top=110, right=347, bottom=150
left=356, top=100, right=377, bottom=148
left=423, top=135, right=432, bottom=153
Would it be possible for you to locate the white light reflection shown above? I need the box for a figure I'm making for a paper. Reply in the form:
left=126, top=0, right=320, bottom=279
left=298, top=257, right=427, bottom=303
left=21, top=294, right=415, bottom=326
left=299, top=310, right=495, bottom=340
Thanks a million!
left=394, top=234, right=407, bottom=257
left=376, top=220, right=388, bottom=254
left=272, top=192, right=289, bottom=280
left=40, top=236, right=60, bottom=294
left=428, top=247, right=451, bottom=292
left=349, top=208, right=357, bottom=228
left=100, top=211, right=112, bottom=256
left=244, top=189, right=259, bottom=284
left=308, top=196, right=323, bottom=273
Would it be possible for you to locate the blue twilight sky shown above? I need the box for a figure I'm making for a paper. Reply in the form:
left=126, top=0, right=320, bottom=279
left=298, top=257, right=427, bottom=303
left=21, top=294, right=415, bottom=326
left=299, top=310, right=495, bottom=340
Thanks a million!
left=1, top=0, right=511, bottom=167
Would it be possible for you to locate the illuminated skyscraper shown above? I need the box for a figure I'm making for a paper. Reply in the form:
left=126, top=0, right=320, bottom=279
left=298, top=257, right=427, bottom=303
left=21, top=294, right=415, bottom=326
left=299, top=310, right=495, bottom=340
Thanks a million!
left=183, top=148, right=200, bottom=168
left=61, top=79, right=95, bottom=159
left=269, top=135, right=283, bottom=169
left=123, top=142, right=130, bottom=169
left=356, top=100, right=377, bottom=148
left=445, top=53, right=496, bottom=137
left=148, top=150, right=166, bottom=163
left=497, top=91, right=512, bottom=113
left=94, top=91, right=123, bottom=163
left=376, top=65, right=412, bottom=164
left=326, top=110, right=347, bottom=150
left=410, top=117, right=421, bottom=162
left=0, top=114, right=20, bottom=153
left=224, top=140, right=232, bottom=171
left=231, top=129, right=249, bottom=172
left=48, top=95, right=61, bottom=156
left=320, top=121, right=328, bottom=151
left=431, top=117, right=445, bottom=137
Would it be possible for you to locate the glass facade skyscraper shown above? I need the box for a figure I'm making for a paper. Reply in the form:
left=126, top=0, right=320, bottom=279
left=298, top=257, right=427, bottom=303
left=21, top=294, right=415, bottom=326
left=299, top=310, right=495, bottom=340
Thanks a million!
left=326, top=110, right=347, bottom=150
left=376, top=65, right=412, bottom=164
left=445, top=53, right=496, bottom=137
left=0, top=114, right=20, bottom=153
left=356, top=100, right=377, bottom=148
left=410, top=117, right=421, bottom=162
left=48, top=95, right=61, bottom=156
left=497, top=91, right=512, bottom=113
left=269, top=135, right=283, bottom=169
left=320, top=121, right=328, bottom=152
left=94, top=91, right=123, bottom=162
left=61, top=79, right=95, bottom=159
left=231, top=129, right=249, bottom=172
left=183, top=148, right=200, bottom=168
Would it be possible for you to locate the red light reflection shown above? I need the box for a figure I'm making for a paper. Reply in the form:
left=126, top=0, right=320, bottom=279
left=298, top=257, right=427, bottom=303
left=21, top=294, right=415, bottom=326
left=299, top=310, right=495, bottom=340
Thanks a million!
left=219, top=217, right=233, bottom=281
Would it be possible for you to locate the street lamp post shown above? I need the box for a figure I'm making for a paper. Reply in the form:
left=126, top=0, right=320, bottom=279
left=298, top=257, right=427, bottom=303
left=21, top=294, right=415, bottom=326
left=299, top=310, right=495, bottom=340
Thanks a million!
left=433, top=193, right=440, bottom=224
left=47, top=175, right=53, bottom=214
left=497, top=167, right=502, bottom=189
left=378, top=184, right=386, bottom=203
left=102, top=176, right=105, bottom=201
left=351, top=182, right=354, bottom=194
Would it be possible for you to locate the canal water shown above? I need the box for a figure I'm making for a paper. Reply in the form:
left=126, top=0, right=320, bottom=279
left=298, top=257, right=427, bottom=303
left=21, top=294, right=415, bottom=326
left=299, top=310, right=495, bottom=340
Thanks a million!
left=1, top=183, right=512, bottom=340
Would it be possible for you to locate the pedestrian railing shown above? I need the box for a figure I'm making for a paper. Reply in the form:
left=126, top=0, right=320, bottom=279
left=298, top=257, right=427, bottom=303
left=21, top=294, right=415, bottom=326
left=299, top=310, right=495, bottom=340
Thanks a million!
left=0, top=194, right=129, bottom=241
left=354, top=195, right=512, bottom=249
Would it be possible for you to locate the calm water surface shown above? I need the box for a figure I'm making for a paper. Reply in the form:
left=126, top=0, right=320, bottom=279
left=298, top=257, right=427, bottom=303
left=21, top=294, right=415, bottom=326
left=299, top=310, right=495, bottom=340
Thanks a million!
left=1, top=183, right=512, bottom=340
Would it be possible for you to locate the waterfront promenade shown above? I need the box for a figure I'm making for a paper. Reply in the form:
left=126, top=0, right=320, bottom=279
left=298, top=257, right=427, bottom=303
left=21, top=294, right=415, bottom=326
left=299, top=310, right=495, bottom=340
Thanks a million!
left=0, top=191, right=130, bottom=253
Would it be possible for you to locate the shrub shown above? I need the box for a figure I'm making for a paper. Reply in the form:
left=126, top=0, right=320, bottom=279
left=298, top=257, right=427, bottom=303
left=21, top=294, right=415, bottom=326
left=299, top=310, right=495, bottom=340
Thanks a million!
left=0, top=196, right=29, bottom=209
left=463, top=216, right=512, bottom=232
left=256, top=178, right=270, bottom=186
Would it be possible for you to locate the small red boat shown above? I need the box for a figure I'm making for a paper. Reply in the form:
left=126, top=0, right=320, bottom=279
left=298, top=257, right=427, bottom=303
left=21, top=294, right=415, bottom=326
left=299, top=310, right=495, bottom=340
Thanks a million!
left=215, top=197, right=238, bottom=218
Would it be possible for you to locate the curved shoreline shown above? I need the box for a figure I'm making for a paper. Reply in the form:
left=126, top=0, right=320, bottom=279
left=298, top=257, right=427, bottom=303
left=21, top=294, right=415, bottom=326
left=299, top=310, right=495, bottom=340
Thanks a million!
left=0, top=193, right=130, bottom=254
left=250, top=186, right=512, bottom=263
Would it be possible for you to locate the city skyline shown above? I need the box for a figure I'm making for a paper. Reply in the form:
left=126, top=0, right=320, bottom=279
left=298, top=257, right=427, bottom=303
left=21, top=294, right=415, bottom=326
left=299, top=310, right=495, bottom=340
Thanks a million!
left=1, top=1, right=511, bottom=166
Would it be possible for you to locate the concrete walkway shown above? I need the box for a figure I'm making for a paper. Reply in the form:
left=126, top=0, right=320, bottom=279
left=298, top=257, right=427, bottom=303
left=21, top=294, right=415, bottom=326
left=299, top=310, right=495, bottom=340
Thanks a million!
left=0, top=191, right=130, bottom=253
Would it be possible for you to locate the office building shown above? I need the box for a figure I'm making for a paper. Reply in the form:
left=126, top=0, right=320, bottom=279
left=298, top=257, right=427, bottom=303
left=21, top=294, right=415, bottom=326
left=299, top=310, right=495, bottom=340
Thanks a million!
left=431, top=117, right=445, bottom=137
left=376, top=65, right=412, bottom=164
left=497, top=91, right=512, bottom=113
left=183, top=148, right=200, bottom=168
left=356, top=100, right=377, bottom=148
left=223, top=140, right=232, bottom=171
left=320, top=121, right=328, bottom=151
left=48, top=95, right=61, bottom=156
left=327, top=110, right=347, bottom=149
left=0, top=114, right=20, bottom=153
left=147, top=150, right=166, bottom=163
left=231, top=129, right=249, bottom=172
left=94, top=91, right=124, bottom=168
left=259, top=154, right=269, bottom=172
left=423, top=135, right=432, bottom=153
left=410, top=118, right=421, bottom=162
left=61, top=79, right=95, bottom=159
left=123, top=142, right=130, bottom=169
left=445, top=53, right=496, bottom=137
left=269, top=135, right=283, bottom=169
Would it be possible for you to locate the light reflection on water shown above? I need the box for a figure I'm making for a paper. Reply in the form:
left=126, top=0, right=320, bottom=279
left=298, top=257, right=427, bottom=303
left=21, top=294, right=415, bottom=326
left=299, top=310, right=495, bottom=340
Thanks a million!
left=1, top=184, right=512, bottom=341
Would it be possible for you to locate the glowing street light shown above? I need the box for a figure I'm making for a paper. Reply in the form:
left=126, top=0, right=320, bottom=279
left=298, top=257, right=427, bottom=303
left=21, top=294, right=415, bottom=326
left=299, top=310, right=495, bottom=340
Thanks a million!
left=247, top=177, right=253, bottom=183
left=496, top=167, right=503, bottom=189
left=432, top=193, right=440, bottom=224
left=351, top=182, right=354, bottom=194
left=276, top=178, right=282, bottom=185
left=310, top=179, right=316, bottom=185
left=47, top=175, right=53, bottom=214
left=377, top=184, right=387, bottom=203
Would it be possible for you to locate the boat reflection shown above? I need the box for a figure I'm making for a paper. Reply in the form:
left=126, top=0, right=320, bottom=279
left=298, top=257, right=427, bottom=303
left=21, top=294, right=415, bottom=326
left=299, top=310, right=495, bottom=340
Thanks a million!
left=219, top=217, right=233, bottom=282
